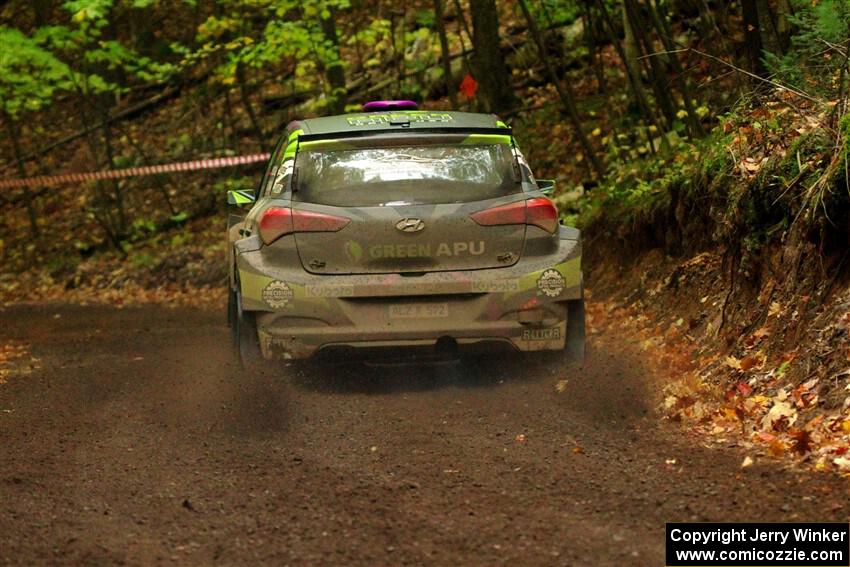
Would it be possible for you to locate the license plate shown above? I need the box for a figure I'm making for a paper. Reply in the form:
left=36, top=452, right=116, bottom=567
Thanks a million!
left=388, top=303, right=449, bottom=319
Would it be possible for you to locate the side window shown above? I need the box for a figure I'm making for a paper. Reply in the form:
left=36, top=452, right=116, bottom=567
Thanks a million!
left=259, top=138, right=286, bottom=198
left=269, top=159, right=294, bottom=196
left=513, top=147, right=536, bottom=185
left=268, top=128, right=302, bottom=197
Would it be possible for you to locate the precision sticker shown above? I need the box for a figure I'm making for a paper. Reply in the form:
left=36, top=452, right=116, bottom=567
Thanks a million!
left=262, top=280, right=294, bottom=308
left=537, top=269, right=565, bottom=298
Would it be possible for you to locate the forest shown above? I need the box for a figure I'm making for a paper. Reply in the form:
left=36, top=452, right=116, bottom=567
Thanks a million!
left=4, top=0, right=850, bottom=563
left=1, top=0, right=850, bottom=525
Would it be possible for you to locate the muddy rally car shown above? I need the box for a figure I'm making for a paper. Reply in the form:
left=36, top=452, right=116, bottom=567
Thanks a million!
left=226, top=102, right=584, bottom=365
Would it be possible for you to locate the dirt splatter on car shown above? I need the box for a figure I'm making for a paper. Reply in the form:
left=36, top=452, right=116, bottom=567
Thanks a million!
left=226, top=103, right=584, bottom=365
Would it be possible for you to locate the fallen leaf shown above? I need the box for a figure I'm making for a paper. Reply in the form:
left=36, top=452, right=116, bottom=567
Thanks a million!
left=762, top=400, right=797, bottom=430
left=791, top=429, right=813, bottom=455
left=739, top=356, right=760, bottom=371
left=736, top=382, right=753, bottom=397
left=741, top=456, right=754, bottom=468
left=555, top=379, right=569, bottom=393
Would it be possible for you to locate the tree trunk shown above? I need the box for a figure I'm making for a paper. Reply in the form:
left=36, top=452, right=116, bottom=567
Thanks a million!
left=647, top=0, right=705, bottom=137
left=517, top=0, right=604, bottom=180
left=595, top=0, right=663, bottom=150
left=236, top=62, right=265, bottom=145
left=3, top=112, right=39, bottom=238
left=741, top=0, right=767, bottom=77
left=31, top=0, right=53, bottom=26
left=621, top=0, right=643, bottom=96
left=774, top=0, right=794, bottom=53
left=469, top=0, right=517, bottom=113
left=623, top=0, right=677, bottom=130
left=98, top=100, right=127, bottom=238
left=581, top=0, right=606, bottom=94
left=434, top=0, right=459, bottom=108
left=755, top=0, right=782, bottom=57
left=319, top=6, right=348, bottom=115
left=451, top=0, right=476, bottom=79
left=77, top=90, right=123, bottom=253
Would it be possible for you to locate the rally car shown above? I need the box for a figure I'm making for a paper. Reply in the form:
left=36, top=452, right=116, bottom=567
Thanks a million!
left=226, top=101, right=584, bottom=365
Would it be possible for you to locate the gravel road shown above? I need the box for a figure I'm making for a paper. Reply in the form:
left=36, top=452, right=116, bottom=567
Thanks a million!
left=1, top=304, right=846, bottom=566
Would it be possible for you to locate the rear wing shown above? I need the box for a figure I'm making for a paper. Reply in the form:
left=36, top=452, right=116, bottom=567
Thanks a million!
left=298, top=126, right=513, bottom=144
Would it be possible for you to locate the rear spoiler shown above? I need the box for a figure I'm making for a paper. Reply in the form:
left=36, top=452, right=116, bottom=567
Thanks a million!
left=298, top=126, right=513, bottom=143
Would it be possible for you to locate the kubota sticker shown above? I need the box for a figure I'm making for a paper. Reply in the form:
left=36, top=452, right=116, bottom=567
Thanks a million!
left=305, top=284, right=355, bottom=298
left=470, top=279, right=520, bottom=293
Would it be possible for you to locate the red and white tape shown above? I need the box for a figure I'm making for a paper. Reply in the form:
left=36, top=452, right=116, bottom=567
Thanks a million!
left=0, top=153, right=272, bottom=190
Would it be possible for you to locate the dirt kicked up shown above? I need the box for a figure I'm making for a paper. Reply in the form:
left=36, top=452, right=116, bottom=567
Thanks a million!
left=0, top=304, right=848, bottom=566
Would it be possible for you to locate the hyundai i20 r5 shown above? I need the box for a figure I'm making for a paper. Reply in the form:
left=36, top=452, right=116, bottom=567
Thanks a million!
left=226, top=105, right=584, bottom=365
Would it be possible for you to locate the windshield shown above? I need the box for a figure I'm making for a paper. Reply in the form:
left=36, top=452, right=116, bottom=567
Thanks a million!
left=294, top=144, right=519, bottom=206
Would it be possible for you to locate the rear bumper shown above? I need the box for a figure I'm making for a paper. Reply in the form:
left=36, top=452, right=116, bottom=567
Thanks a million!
left=234, top=230, right=581, bottom=360
left=257, top=305, right=569, bottom=360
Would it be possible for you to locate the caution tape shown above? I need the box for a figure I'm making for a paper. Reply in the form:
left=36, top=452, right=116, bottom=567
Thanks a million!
left=0, top=153, right=272, bottom=190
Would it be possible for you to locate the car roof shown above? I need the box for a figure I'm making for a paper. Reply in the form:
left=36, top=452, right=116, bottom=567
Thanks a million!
left=295, top=111, right=508, bottom=140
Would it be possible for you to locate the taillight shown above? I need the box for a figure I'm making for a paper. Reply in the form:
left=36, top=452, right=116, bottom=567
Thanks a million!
left=258, top=207, right=350, bottom=245
left=525, top=197, right=559, bottom=234
left=470, top=198, right=558, bottom=234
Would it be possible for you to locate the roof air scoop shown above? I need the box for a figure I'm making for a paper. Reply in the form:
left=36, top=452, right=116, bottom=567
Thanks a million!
left=362, top=100, right=418, bottom=112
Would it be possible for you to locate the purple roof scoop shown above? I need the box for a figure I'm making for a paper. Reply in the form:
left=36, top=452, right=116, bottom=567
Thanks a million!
left=362, top=100, right=419, bottom=112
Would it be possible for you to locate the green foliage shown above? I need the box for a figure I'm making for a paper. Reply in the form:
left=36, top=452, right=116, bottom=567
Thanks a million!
left=183, top=0, right=350, bottom=101
left=0, top=27, right=72, bottom=117
left=33, top=0, right=174, bottom=98
left=533, top=0, right=581, bottom=26
left=213, top=176, right=254, bottom=197
left=766, top=0, right=850, bottom=97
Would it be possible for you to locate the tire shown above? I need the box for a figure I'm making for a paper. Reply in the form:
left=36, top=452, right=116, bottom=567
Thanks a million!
left=234, top=288, right=264, bottom=371
left=565, top=299, right=586, bottom=365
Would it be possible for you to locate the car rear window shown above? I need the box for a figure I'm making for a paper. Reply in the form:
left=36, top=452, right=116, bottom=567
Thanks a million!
left=294, top=144, right=519, bottom=207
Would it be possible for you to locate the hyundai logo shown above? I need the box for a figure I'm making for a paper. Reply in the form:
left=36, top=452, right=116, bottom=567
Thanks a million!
left=396, top=218, right=425, bottom=233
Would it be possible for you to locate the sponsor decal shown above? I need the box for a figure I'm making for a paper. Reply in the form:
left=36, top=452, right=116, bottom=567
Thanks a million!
left=522, top=328, right=561, bottom=341
left=344, top=241, right=364, bottom=262
left=346, top=112, right=452, bottom=126
left=369, top=241, right=485, bottom=259
left=470, top=279, right=520, bottom=293
left=305, top=284, right=355, bottom=298
left=262, top=280, right=294, bottom=308
left=537, top=269, right=565, bottom=298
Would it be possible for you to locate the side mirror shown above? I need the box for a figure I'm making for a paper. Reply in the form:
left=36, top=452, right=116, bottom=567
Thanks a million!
left=227, top=189, right=256, bottom=207
left=537, top=179, right=556, bottom=196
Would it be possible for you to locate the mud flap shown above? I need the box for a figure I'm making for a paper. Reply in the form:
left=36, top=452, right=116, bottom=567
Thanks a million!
left=565, top=299, right=586, bottom=364
left=235, top=287, right=264, bottom=371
